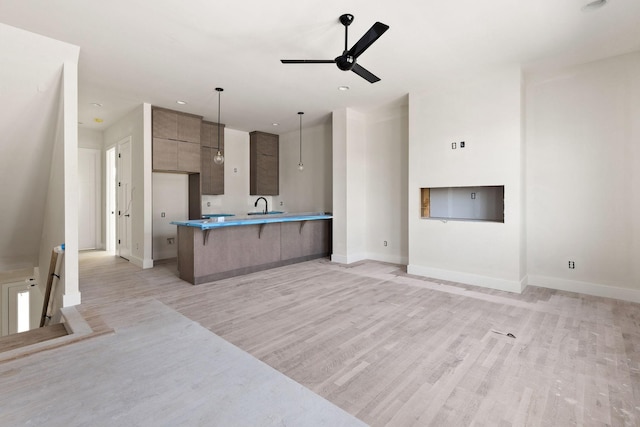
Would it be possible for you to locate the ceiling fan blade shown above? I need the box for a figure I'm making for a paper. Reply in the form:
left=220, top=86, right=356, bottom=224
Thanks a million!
left=347, top=22, right=389, bottom=59
left=281, top=59, right=335, bottom=64
left=351, top=63, right=380, bottom=83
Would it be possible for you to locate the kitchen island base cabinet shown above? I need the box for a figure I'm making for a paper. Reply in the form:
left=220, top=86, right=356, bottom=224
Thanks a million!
left=177, top=220, right=331, bottom=285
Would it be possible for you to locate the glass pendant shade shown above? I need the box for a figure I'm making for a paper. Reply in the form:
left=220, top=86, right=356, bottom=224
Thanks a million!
left=213, top=150, right=224, bottom=165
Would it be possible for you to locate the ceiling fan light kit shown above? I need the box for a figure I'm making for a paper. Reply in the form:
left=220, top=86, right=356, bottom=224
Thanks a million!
left=281, top=13, right=389, bottom=83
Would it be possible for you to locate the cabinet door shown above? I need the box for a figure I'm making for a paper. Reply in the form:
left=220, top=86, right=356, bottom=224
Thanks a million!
left=200, top=122, right=213, bottom=148
left=250, top=132, right=279, bottom=195
left=152, top=109, right=178, bottom=140
left=200, top=146, right=224, bottom=195
left=201, top=147, right=212, bottom=194
left=153, top=138, right=178, bottom=171
left=177, top=114, right=201, bottom=143
left=177, top=141, right=201, bottom=173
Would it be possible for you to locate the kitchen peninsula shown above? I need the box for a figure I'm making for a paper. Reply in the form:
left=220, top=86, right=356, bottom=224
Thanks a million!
left=171, top=213, right=332, bottom=285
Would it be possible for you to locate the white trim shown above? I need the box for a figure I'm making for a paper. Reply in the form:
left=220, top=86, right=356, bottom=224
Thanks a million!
left=527, top=275, right=640, bottom=303
left=62, top=291, right=82, bottom=307
left=365, top=252, right=408, bottom=266
left=331, top=252, right=368, bottom=265
left=129, top=255, right=154, bottom=269
left=407, top=264, right=526, bottom=294
left=331, top=253, right=408, bottom=266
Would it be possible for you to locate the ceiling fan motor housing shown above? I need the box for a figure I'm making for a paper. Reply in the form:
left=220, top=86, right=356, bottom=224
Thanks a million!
left=336, top=54, right=355, bottom=71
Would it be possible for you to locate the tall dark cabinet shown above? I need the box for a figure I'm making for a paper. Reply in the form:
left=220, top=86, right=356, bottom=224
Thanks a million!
left=250, top=131, right=279, bottom=195
left=200, top=121, right=225, bottom=195
left=152, top=106, right=203, bottom=219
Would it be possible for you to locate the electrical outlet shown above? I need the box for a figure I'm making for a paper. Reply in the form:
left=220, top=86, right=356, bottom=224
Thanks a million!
left=384, top=241, right=388, bottom=247
left=207, top=202, right=211, bottom=207
left=451, top=142, right=457, bottom=149
left=280, top=201, right=283, bottom=206
left=167, top=238, right=175, bottom=245
left=460, top=141, right=465, bottom=148
left=471, top=192, right=476, bottom=199
left=568, top=261, right=575, bottom=269
left=234, top=168, right=238, bottom=173
left=161, top=212, right=166, bottom=218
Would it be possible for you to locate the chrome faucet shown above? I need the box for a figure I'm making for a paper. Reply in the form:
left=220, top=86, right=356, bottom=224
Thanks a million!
left=255, top=197, right=268, bottom=214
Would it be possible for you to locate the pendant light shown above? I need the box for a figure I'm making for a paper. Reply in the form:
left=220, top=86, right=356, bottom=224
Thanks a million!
left=213, top=87, right=224, bottom=165
left=298, top=112, right=304, bottom=171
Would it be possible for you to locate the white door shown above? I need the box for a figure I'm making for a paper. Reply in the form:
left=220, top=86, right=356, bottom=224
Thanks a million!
left=116, top=137, right=132, bottom=260
left=106, top=147, right=117, bottom=252
left=78, top=148, right=101, bottom=250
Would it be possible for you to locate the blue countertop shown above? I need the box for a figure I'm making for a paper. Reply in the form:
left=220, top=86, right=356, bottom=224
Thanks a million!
left=171, top=212, right=332, bottom=229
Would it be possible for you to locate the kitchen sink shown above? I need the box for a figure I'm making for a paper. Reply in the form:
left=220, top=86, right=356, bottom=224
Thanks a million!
left=247, top=211, right=285, bottom=215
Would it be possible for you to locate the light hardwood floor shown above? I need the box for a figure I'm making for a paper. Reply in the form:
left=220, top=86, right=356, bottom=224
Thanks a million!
left=72, top=251, right=640, bottom=426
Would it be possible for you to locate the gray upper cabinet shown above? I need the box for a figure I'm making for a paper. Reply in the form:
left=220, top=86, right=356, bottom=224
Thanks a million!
left=152, top=107, right=202, bottom=173
left=250, top=131, right=279, bottom=196
left=201, top=121, right=225, bottom=195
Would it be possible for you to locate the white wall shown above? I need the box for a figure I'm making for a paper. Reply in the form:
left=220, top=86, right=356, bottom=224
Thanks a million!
left=78, top=128, right=104, bottom=150
left=201, top=128, right=254, bottom=215
left=103, top=103, right=153, bottom=268
left=202, top=125, right=334, bottom=217
left=275, top=120, right=332, bottom=213
left=78, top=148, right=101, bottom=250
left=152, top=173, right=188, bottom=260
left=78, top=128, right=105, bottom=248
left=0, top=24, right=78, bottom=273
left=331, top=108, right=368, bottom=264
left=363, top=100, right=409, bottom=265
left=38, top=59, right=81, bottom=316
left=331, top=101, right=409, bottom=266
left=407, top=67, right=525, bottom=293
left=525, top=52, right=640, bottom=301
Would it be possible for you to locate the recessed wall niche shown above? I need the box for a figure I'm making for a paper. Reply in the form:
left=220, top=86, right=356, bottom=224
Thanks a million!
left=421, top=186, right=504, bottom=223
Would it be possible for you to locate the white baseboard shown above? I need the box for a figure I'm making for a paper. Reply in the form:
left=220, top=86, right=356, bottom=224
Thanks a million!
left=407, top=264, right=526, bottom=294
left=130, top=255, right=154, bottom=269
left=331, top=252, right=368, bottom=265
left=62, top=291, right=82, bottom=307
left=528, top=275, right=640, bottom=303
left=364, top=252, right=408, bottom=266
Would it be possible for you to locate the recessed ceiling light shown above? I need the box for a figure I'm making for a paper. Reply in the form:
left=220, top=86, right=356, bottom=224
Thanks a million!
left=338, top=86, right=350, bottom=91
left=94, top=118, right=104, bottom=123
left=272, top=123, right=279, bottom=126
left=90, top=102, right=103, bottom=107
left=582, top=0, right=607, bottom=11
left=176, top=100, right=187, bottom=105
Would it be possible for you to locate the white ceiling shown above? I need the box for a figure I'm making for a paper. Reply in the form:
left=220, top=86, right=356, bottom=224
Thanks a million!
left=1, top=0, right=639, bottom=134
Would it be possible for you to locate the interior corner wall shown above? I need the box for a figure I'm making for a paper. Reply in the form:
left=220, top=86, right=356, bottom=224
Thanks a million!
left=407, top=67, right=525, bottom=293
left=276, top=119, right=333, bottom=214
left=363, top=99, right=409, bottom=265
left=331, top=108, right=367, bottom=264
left=37, top=84, right=66, bottom=317
left=37, top=59, right=81, bottom=319
left=104, top=104, right=152, bottom=268
left=525, top=52, right=640, bottom=302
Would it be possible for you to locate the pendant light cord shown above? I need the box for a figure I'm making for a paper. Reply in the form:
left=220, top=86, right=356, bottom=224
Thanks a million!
left=216, top=88, right=223, bottom=152
left=298, top=112, right=304, bottom=165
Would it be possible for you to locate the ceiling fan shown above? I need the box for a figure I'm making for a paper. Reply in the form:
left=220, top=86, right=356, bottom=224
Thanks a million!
left=281, top=14, right=389, bottom=83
